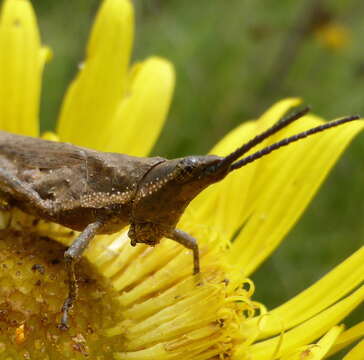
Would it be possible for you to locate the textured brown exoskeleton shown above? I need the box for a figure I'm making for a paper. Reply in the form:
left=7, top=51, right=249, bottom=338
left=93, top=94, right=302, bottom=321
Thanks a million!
left=0, top=107, right=359, bottom=329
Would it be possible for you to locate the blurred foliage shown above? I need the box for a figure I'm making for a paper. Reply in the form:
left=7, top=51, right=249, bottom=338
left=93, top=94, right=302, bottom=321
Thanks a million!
left=32, top=0, right=363, bottom=343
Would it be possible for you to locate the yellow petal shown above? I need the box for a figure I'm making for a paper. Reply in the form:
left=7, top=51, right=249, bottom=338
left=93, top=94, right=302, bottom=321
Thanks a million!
left=189, top=98, right=302, bottom=239
left=343, top=339, right=364, bottom=360
left=281, top=326, right=344, bottom=360
left=327, top=321, right=364, bottom=357
left=234, top=286, right=364, bottom=359
left=41, top=131, right=59, bottom=141
left=229, top=117, right=364, bottom=275
left=57, top=0, right=133, bottom=148
left=245, top=246, right=364, bottom=339
left=0, top=0, right=50, bottom=136
left=102, top=57, right=175, bottom=156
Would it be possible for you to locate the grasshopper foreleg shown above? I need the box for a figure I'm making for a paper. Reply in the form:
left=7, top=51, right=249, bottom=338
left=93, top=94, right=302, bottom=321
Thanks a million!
left=59, top=220, right=104, bottom=330
left=169, top=229, right=200, bottom=274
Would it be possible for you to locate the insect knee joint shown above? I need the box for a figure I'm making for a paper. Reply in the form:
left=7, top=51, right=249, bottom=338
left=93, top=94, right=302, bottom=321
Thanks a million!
left=64, top=250, right=76, bottom=263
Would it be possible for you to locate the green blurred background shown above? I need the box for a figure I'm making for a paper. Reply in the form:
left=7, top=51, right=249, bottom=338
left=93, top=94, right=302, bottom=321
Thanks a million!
left=32, top=0, right=363, bottom=353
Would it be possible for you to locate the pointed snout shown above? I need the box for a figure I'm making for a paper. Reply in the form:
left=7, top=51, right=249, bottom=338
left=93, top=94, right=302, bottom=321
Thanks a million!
left=202, top=156, right=230, bottom=182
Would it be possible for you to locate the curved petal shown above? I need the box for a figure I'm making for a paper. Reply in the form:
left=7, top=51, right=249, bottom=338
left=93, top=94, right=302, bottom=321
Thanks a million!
left=188, top=98, right=302, bottom=240
left=343, top=339, right=364, bottom=360
left=327, top=321, right=364, bottom=358
left=57, top=0, right=133, bottom=149
left=234, top=286, right=364, bottom=360
left=229, top=117, right=364, bottom=275
left=280, top=326, right=344, bottom=360
left=102, top=57, right=175, bottom=156
left=0, top=0, right=50, bottom=136
left=41, top=131, right=59, bottom=141
left=244, top=246, right=364, bottom=339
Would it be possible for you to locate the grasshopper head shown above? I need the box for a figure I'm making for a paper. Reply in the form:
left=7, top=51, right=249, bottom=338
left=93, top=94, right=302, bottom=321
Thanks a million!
left=131, top=155, right=228, bottom=228
left=172, top=155, right=228, bottom=184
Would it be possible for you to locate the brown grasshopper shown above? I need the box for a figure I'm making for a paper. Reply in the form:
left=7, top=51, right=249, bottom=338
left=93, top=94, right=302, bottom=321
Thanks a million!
left=0, top=107, right=359, bottom=329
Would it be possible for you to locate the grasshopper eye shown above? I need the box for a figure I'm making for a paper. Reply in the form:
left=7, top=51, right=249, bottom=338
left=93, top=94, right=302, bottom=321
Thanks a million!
left=175, top=158, right=198, bottom=183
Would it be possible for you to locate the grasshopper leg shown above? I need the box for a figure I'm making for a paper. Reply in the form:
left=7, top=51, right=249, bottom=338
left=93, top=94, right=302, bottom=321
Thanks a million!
left=169, top=229, right=200, bottom=274
left=59, top=220, right=104, bottom=330
left=0, top=168, right=55, bottom=214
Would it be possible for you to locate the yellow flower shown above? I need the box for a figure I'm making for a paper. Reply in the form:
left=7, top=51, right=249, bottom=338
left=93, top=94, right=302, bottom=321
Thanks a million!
left=315, top=22, right=351, bottom=51
left=0, top=0, right=363, bottom=359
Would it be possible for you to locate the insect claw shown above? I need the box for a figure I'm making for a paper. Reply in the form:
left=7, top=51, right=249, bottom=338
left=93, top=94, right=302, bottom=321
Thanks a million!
left=58, top=297, right=72, bottom=330
left=57, top=321, right=69, bottom=331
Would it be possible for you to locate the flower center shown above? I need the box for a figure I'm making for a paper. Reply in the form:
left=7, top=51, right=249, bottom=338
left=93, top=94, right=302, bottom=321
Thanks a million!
left=0, top=226, right=123, bottom=359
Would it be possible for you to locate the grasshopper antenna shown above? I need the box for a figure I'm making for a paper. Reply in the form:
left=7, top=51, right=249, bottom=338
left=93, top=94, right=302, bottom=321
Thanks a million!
left=229, top=115, right=360, bottom=172
left=216, top=106, right=311, bottom=172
